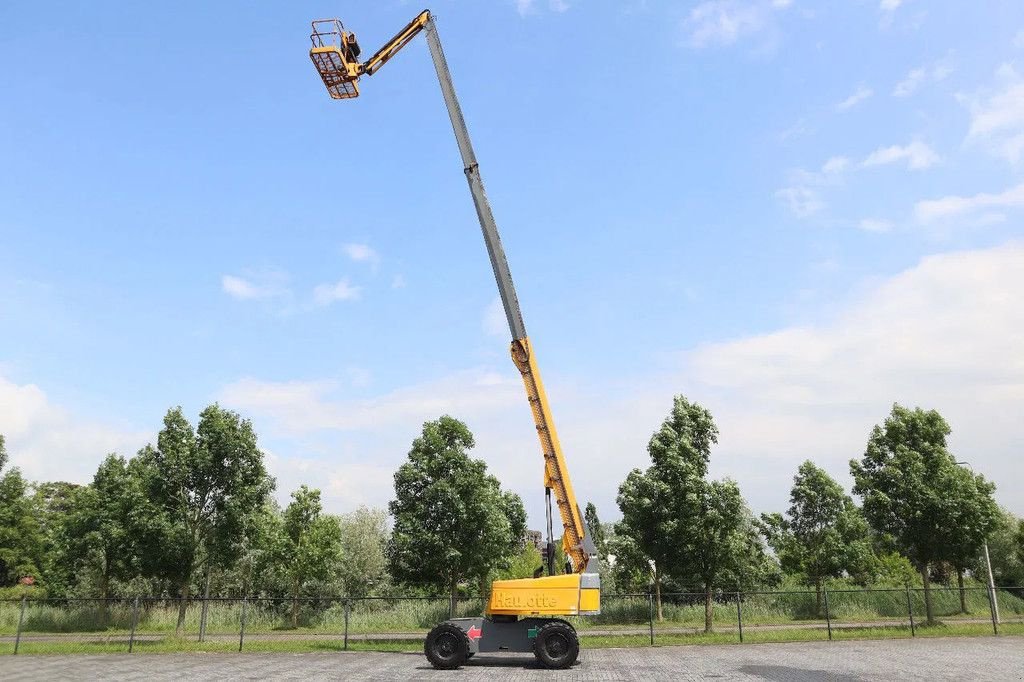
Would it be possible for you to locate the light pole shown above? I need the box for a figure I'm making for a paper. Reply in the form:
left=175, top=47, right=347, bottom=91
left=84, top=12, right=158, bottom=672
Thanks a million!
left=957, top=460, right=999, bottom=624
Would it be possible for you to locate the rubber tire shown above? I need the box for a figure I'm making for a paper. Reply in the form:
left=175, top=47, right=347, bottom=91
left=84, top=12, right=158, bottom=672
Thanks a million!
left=424, top=623, right=469, bottom=670
left=533, top=621, right=579, bottom=669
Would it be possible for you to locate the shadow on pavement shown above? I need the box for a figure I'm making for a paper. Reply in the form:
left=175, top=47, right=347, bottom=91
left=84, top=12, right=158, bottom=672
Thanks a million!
left=738, top=665, right=864, bottom=682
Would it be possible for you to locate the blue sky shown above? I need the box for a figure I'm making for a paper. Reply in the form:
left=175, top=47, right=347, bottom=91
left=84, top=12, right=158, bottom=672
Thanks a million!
left=2, top=1, right=1022, bottom=528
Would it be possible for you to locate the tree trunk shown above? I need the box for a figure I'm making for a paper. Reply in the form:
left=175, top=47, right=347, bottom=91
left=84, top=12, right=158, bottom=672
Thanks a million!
left=815, top=578, right=823, bottom=619
left=176, top=582, right=190, bottom=636
left=957, top=569, right=967, bottom=614
left=704, top=584, right=713, bottom=634
left=653, top=566, right=663, bottom=622
left=450, top=578, right=459, bottom=619
left=920, top=565, right=935, bottom=625
left=291, top=576, right=300, bottom=629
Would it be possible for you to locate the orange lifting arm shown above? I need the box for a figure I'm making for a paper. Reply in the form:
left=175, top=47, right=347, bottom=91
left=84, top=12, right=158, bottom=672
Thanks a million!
left=361, top=10, right=431, bottom=76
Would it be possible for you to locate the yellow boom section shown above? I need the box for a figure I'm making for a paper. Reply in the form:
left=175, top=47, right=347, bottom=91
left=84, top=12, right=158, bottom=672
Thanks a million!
left=511, top=338, right=587, bottom=572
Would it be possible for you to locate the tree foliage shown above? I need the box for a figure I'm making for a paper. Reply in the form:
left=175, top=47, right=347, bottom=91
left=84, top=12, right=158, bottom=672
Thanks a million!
left=134, top=405, right=273, bottom=631
left=0, top=466, right=44, bottom=586
left=761, top=461, right=875, bottom=609
left=338, top=506, right=389, bottom=597
left=850, top=404, right=998, bottom=622
left=71, top=456, right=150, bottom=599
left=388, top=416, right=526, bottom=598
left=277, top=486, right=343, bottom=626
left=617, top=396, right=772, bottom=628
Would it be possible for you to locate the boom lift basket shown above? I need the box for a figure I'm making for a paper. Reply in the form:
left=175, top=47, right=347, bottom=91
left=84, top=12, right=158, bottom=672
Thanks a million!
left=310, top=19, right=361, bottom=99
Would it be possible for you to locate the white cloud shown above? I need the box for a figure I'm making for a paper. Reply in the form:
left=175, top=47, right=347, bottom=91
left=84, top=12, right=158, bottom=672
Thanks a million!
left=879, top=0, right=903, bottom=28
left=220, top=369, right=523, bottom=436
left=914, top=181, right=1024, bottom=225
left=0, top=373, right=147, bottom=484
left=836, top=85, right=873, bottom=112
left=775, top=185, right=823, bottom=218
left=892, top=68, right=925, bottom=97
left=219, top=243, right=1024, bottom=522
left=685, top=242, right=1024, bottom=515
left=683, top=0, right=790, bottom=49
left=483, top=297, right=508, bottom=337
left=343, top=243, right=380, bottom=267
left=515, top=0, right=569, bottom=15
left=960, top=65, right=1024, bottom=163
left=312, top=278, right=362, bottom=306
left=221, top=273, right=289, bottom=301
left=821, top=156, right=849, bottom=174
left=893, top=58, right=952, bottom=97
left=858, top=218, right=893, bottom=232
left=861, top=140, right=939, bottom=170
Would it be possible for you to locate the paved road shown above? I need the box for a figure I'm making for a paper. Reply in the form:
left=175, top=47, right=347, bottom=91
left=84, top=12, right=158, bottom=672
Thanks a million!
left=2, top=636, right=1021, bottom=681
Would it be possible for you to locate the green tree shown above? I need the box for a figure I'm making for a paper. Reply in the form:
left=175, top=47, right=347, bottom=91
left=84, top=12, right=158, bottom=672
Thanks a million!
left=761, top=461, right=875, bottom=613
left=135, top=405, right=274, bottom=633
left=680, top=479, right=771, bottom=632
left=584, top=502, right=608, bottom=564
left=388, top=416, right=526, bottom=601
left=495, top=543, right=543, bottom=581
left=616, top=396, right=717, bottom=621
left=0, top=434, right=7, bottom=472
left=0, top=466, right=45, bottom=586
left=32, top=481, right=83, bottom=597
left=942, top=464, right=999, bottom=612
left=281, top=486, right=343, bottom=627
left=970, top=509, right=1024, bottom=588
left=850, top=404, right=975, bottom=623
left=338, top=506, right=389, bottom=597
left=67, top=456, right=148, bottom=604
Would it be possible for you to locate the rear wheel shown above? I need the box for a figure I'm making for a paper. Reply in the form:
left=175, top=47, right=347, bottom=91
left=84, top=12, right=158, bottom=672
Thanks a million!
left=533, top=621, right=579, bottom=669
left=424, top=623, right=469, bottom=670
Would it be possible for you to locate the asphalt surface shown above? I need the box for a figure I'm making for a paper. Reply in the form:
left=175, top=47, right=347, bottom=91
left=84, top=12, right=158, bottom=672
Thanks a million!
left=1, top=636, right=1021, bottom=681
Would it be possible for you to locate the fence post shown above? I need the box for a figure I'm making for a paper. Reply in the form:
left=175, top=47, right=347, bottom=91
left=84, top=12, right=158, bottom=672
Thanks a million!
left=736, top=591, right=744, bottom=643
left=647, top=592, right=655, bottom=646
left=238, top=597, right=248, bottom=652
left=199, top=569, right=211, bottom=642
left=986, top=584, right=999, bottom=636
left=14, top=595, right=26, bottom=655
left=905, top=586, right=915, bottom=637
left=823, top=589, right=833, bottom=641
left=344, top=599, right=350, bottom=651
left=129, top=597, right=140, bottom=652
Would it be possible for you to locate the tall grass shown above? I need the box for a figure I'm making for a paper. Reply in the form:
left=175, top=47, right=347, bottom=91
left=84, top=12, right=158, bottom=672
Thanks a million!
left=1, top=587, right=1021, bottom=637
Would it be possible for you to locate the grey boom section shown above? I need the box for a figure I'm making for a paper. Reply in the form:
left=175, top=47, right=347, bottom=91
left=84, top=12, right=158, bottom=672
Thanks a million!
left=424, top=18, right=528, bottom=342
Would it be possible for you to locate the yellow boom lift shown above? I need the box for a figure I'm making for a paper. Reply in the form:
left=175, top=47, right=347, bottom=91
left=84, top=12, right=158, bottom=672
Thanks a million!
left=309, top=9, right=600, bottom=670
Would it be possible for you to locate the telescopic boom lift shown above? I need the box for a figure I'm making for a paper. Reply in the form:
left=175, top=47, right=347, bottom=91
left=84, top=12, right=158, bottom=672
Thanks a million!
left=309, top=9, right=600, bottom=670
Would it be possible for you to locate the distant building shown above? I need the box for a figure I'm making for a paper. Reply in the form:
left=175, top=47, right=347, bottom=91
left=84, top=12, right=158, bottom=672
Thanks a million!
left=523, top=530, right=543, bottom=551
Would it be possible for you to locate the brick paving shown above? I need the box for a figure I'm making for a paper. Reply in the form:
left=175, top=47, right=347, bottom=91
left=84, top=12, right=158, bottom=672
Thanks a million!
left=1, top=636, right=1021, bottom=681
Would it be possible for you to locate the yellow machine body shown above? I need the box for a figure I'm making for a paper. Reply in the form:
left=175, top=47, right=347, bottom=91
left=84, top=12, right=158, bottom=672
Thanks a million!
left=487, top=573, right=601, bottom=617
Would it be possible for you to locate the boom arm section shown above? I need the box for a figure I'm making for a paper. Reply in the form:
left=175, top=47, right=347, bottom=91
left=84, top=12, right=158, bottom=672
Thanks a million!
left=310, top=9, right=593, bottom=575
left=419, top=17, right=591, bottom=574
left=361, top=10, right=431, bottom=76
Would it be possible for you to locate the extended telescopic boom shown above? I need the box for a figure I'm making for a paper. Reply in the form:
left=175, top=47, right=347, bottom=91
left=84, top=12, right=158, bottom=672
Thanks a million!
left=309, top=10, right=594, bottom=575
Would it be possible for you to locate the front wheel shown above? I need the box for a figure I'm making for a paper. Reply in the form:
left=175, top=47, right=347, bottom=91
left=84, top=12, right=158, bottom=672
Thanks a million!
left=533, top=621, right=579, bottom=669
left=424, top=623, right=469, bottom=670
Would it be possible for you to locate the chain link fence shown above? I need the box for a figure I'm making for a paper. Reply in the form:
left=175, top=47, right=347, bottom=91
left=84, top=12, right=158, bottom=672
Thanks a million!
left=1, top=586, right=1020, bottom=655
